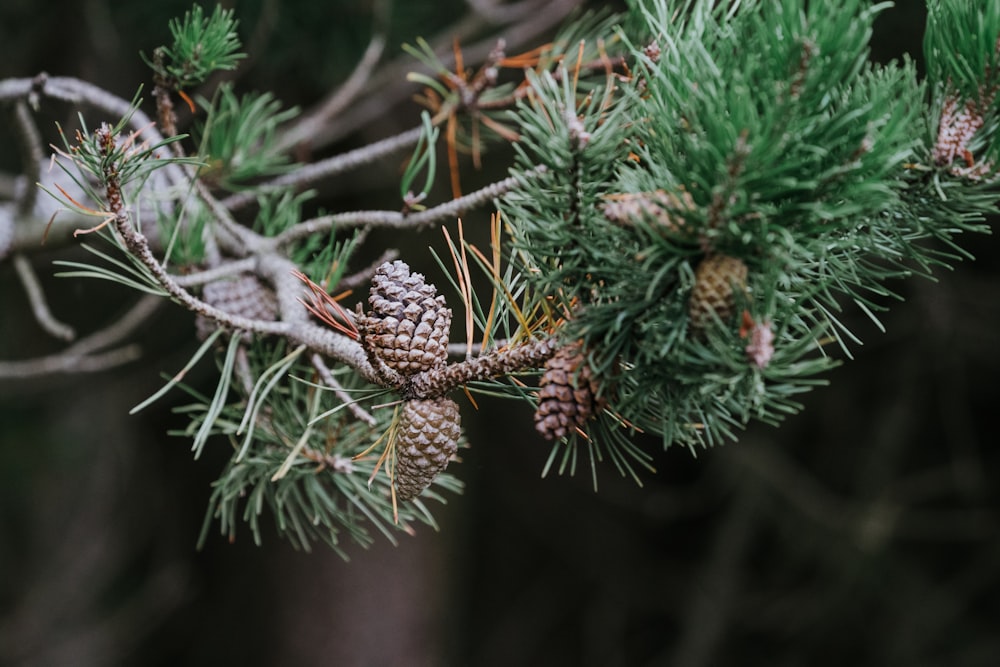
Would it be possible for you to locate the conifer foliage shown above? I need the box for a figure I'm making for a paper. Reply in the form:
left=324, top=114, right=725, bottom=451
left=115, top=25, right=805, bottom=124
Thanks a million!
left=1, top=0, right=997, bottom=555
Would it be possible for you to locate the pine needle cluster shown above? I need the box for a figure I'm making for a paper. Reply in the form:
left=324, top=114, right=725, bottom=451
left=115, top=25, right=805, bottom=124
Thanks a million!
left=501, top=0, right=999, bottom=469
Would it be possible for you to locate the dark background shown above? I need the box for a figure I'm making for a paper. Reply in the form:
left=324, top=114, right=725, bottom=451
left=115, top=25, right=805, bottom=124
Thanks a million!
left=2, top=1, right=999, bottom=665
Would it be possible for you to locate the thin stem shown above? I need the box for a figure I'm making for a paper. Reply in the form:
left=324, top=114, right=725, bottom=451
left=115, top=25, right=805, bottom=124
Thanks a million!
left=63, top=294, right=162, bottom=357
left=311, top=353, right=377, bottom=426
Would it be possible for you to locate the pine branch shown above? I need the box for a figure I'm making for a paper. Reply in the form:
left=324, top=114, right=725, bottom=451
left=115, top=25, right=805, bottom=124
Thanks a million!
left=221, top=126, right=425, bottom=211
left=269, top=170, right=541, bottom=247
left=404, top=337, right=557, bottom=399
left=3, top=0, right=999, bottom=559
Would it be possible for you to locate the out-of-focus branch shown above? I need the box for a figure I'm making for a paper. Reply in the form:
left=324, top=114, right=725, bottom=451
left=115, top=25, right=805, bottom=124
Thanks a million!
left=670, top=478, right=760, bottom=667
left=278, top=32, right=386, bottom=151
left=336, top=249, right=400, bottom=292
left=274, top=0, right=392, bottom=153
left=11, top=100, right=44, bottom=216
left=293, top=0, right=583, bottom=151
left=0, top=345, right=143, bottom=377
left=0, top=207, right=14, bottom=261
left=0, top=75, right=160, bottom=140
left=464, top=0, right=553, bottom=24
left=62, top=294, right=163, bottom=358
left=0, top=403, right=190, bottom=666
left=729, top=441, right=854, bottom=534
left=0, top=295, right=162, bottom=379
left=12, top=254, right=75, bottom=341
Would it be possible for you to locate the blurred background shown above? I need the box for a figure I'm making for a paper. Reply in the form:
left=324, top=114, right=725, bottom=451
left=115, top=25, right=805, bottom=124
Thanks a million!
left=2, top=1, right=999, bottom=665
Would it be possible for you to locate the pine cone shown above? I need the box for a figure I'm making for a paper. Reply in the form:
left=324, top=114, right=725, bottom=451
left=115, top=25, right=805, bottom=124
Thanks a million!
left=688, top=254, right=748, bottom=334
left=196, top=274, right=279, bottom=340
left=534, top=342, right=605, bottom=441
left=394, top=397, right=462, bottom=501
left=359, top=260, right=452, bottom=376
left=601, top=189, right=694, bottom=235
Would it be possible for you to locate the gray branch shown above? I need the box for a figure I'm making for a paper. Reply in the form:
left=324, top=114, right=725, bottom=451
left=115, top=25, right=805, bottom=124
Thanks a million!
left=270, top=170, right=539, bottom=247
left=220, top=126, right=425, bottom=212
left=12, top=253, right=75, bottom=341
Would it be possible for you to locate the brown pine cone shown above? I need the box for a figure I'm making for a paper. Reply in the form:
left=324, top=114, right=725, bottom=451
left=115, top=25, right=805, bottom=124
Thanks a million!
left=688, top=254, right=748, bottom=334
left=534, top=342, right=605, bottom=441
left=195, top=274, right=279, bottom=340
left=394, top=397, right=462, bottom=502
left=359, top=260, right=452, bottom=376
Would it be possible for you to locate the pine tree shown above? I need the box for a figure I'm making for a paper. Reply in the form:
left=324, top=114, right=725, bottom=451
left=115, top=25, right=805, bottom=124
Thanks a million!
left=1, top=0, right=997, bottom=557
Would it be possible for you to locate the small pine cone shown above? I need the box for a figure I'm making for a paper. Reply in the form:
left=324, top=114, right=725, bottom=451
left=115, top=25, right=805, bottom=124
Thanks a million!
left=534, top=342, right=605, bottom=441
left=359, top=260, right=452, bottom=376
left=688, top=254, right=748, bottom=334
left=601, top=189, right=694, bottom=234
left=744, top=318, right=775, bottom=369
left=196, top=274, right=279, bottom=340
left=394, top=397, right=462, bottom=502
